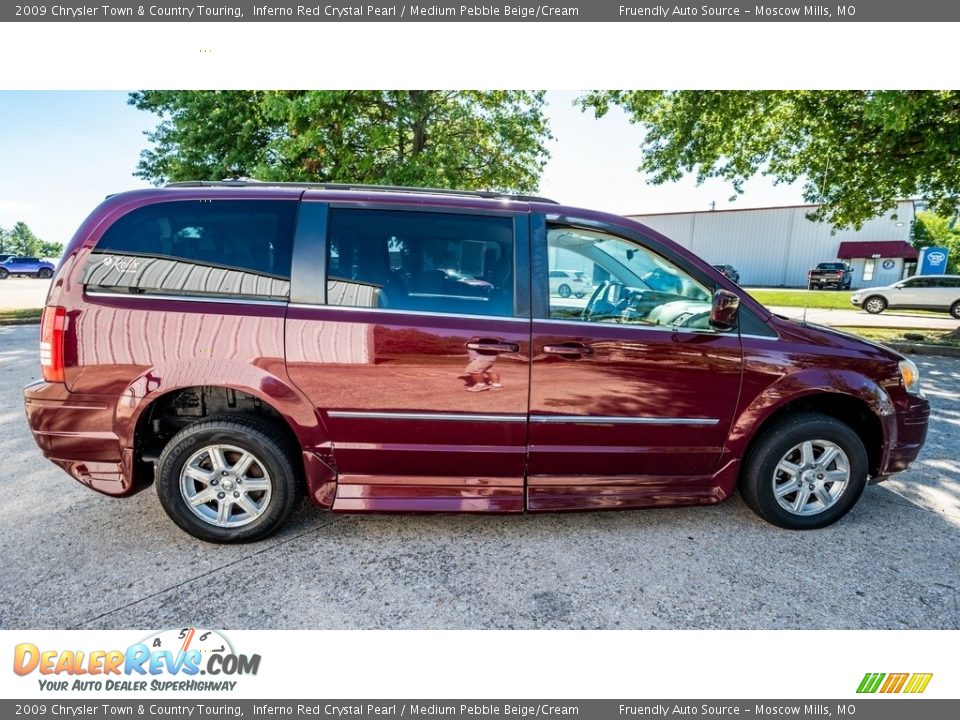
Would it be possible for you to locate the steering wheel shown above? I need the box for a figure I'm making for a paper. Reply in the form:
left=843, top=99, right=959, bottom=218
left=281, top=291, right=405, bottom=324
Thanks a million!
left=582, top=280, right=624, bottom=321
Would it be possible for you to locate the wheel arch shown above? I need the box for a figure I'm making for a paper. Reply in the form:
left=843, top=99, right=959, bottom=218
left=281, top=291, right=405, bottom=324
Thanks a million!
left=725, top=378, right=893, bottom=497
left=115, top=370, right=336, bottom=505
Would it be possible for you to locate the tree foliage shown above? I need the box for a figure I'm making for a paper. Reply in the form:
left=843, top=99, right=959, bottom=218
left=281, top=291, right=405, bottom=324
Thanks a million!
left=129, top=90, right=552, bottom=192
left=913, top=209, right=960, bottom=274
left=0, top=221, right=62, bottom=257
left=579, top=91, right=960, bottom=228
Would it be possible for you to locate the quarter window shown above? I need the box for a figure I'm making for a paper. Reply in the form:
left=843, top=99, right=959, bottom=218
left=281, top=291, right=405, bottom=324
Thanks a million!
left=83, top=200, right=298, bottom=300
left=547, top=226, right=715, bottom=330
left=326, top=209, right=515, bottom=317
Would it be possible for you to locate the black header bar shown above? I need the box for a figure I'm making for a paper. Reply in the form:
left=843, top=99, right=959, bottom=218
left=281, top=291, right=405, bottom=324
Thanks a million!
left=5, top=1, right=960, bottom=22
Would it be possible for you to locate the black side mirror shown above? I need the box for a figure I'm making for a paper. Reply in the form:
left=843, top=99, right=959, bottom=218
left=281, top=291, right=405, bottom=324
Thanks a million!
left=709, top=289, right=741, bottom=330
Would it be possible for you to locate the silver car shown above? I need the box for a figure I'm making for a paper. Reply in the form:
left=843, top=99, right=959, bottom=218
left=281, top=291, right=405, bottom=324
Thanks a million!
left=852, top=274, right=960, bottom=318
left=548, top=269, right=591, bottom=298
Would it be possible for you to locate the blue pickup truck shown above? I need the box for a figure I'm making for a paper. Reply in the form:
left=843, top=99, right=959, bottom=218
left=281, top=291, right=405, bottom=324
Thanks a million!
left=0, top=256, right=56, bottom=279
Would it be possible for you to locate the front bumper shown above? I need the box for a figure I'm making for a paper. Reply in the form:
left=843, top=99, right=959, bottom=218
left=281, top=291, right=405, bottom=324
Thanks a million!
left=877, top=394, right=930, bottom=478
left=23, top=380, right=139, bottom=496
left=850, top=296, right=862, bottom=306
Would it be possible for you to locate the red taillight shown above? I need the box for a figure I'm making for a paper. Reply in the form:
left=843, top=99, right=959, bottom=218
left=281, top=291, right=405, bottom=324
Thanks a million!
left=40, top=306, right=66, bottom=383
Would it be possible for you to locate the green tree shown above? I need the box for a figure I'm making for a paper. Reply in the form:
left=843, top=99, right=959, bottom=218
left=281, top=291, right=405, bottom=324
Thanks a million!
left=0, top=222, right=63, bottom=258
left=912, top=210, right=960, bottom=274
left=579, top=90, right=960, bottom=229
left=129, top=90, right=552, bottom=192
left=6, top=221, right=41, bottom=256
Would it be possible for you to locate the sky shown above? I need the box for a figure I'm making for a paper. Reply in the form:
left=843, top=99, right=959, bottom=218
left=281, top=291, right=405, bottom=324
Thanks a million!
left=0, top=90, right=808, bottom=246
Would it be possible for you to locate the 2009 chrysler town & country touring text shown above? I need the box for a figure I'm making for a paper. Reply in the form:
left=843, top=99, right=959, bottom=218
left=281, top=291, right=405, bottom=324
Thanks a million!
left=24, top=181, right=930, bottom=542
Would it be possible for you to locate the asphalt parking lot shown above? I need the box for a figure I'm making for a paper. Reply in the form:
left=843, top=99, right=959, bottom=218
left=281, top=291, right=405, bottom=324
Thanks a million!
left=1, top=323, right=958, bottom=630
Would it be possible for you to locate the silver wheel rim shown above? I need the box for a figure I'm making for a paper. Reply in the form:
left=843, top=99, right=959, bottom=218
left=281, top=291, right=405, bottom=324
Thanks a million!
left=773, top=439, right=850, bottom=517
left=179, top=443, right=272, bottom=528
left=865, top=298, right=883, bottom=313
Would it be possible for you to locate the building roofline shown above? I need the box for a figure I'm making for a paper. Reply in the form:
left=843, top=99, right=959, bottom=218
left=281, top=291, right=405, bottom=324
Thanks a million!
left=625, top=199, right=916, bottom=218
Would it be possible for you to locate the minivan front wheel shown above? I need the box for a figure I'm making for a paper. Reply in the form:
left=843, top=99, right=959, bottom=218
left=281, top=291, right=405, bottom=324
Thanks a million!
left=740, top=412, right=868, bottom=530
left=156, top=416, right=301, bottom=543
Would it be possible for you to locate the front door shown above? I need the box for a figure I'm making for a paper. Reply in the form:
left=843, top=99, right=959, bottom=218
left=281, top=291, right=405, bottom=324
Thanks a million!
left=285, top=201, right=532, bottom=512
left=527, top=220, right=743, bottom=510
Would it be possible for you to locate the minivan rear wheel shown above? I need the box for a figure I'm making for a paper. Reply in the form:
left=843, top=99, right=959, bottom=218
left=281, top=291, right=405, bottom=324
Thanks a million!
left=740, top=412, right=868, bottom=530
left=863, top=296, right=887, bottom=314
left=155, top=416, right=302, bottom=543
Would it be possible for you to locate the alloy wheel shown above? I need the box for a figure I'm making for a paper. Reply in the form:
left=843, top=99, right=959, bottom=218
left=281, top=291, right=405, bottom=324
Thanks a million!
left=179, top=443, right=273, bottom=528
left=772, top=439, right=850, bottom=516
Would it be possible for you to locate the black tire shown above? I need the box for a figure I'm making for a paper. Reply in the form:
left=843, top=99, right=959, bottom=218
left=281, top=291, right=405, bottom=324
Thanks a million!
left=37, top=268, right=53, bottom=279
left=0, top=269, right=8, bottom=280
left=740, top=412, right=868, bottom=530
left=574, top=292, right=586, bottom=299
left=863, top=295, right=887, bottom=314
left=155, top=415, right=302, bottom=543
left=558, top=283, right=572, bottom=299
left=951, top=300, right=960, bottom=320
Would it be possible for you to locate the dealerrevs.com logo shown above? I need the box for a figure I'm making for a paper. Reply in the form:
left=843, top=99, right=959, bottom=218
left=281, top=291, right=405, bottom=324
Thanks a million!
left=13, top=628, right=260, bottom=692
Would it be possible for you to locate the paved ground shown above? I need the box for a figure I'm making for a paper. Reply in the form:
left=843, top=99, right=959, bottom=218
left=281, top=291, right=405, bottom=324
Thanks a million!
left=1, top=323, right=958, bottom=630
left=0, top=277, right=50, bottom=310
left=767, top=305, right=959, bottom=330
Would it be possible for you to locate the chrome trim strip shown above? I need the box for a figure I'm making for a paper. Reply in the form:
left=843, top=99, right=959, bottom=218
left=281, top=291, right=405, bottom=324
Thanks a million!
left=288, top=303, right=530, bottom=324
left=328, top=411, right=527, bottom=423
left=85, top=291, right=287, bottom=307
left=530, top=415, right=720, bottom=426
left=533, top=317, right=724, bottom=336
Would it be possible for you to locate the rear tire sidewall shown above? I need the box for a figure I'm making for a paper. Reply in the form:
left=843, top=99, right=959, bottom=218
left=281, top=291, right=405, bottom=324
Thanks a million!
left=741, top=413, right=869, bottom=530
left=156, top=418, right=300, bottom=543
left=864, top=296, right=886, bottom=314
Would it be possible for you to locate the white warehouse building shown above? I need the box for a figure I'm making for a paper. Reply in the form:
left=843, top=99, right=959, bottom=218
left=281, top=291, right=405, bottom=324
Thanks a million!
left=627, top=200, right=919, bottom=289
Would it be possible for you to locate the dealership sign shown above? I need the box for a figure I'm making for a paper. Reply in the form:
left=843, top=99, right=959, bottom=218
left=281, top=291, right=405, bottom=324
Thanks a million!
left=918, top=246, right=950, bottom=275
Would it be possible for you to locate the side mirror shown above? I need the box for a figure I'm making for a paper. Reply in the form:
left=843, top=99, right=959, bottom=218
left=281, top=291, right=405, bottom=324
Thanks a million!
left=709, top=288, right=740, bottom=331
left=895, top=283, right=905, bottom=289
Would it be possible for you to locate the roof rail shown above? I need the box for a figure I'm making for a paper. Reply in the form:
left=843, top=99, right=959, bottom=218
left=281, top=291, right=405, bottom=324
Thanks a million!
left=165, top=178, right=559, bottom=204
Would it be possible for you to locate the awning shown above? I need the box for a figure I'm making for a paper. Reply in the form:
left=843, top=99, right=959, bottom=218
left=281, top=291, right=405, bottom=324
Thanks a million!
left=836, top=241, right=918, bottom=260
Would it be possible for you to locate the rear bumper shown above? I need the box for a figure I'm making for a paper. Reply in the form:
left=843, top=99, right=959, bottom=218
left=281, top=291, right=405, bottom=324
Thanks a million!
left=878, top=395, right=930, bottom=477
left=23, top=380, right=139, bottom=496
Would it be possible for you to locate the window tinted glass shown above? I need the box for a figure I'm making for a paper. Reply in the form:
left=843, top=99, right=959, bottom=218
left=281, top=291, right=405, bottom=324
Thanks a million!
left=906, top=277, right=933, bottom=288
left=547, top=226, right=716, bottom=330
left=327, top=209, right=514, bottom=317
left=83, top=200, right=297, bottom=300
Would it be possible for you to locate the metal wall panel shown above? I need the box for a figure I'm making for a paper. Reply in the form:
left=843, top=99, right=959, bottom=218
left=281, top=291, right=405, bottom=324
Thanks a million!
left=629, top=201, right=915, bottom=288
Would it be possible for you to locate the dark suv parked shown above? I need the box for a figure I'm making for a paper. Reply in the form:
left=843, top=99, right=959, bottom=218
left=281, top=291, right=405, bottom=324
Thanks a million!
left=24, top=182, right=930, bottom=542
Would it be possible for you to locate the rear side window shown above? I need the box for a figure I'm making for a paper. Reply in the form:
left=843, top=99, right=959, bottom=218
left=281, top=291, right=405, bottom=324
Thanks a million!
left=326, top=208, right=515, bottom=317
left=82, top=200, right=298, bottom=300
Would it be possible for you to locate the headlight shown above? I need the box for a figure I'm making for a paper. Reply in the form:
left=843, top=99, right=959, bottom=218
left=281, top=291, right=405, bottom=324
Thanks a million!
left=898, top=358, right=922, bottom=395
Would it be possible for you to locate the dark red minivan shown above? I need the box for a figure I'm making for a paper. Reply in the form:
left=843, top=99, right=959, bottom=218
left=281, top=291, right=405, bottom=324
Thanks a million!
left=24, top=182, right=930, bottom=542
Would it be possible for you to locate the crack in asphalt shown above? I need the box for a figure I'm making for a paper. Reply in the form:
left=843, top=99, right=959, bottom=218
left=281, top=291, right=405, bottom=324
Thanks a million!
left=73, top=514, right=350, bottom=629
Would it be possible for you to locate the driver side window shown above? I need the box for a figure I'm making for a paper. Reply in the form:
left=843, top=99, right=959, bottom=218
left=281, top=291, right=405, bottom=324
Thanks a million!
left=547, top=226, right=714, bottom=330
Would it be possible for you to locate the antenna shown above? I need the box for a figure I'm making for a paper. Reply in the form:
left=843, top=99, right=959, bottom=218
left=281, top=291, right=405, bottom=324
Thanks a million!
left=803, top=153, right=832, bottom=325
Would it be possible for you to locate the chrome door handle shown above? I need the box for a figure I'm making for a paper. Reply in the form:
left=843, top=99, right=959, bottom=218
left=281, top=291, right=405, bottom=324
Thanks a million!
left=466, top=340, right=521, bottom=353
left=542, top=343, right=593, bottom=357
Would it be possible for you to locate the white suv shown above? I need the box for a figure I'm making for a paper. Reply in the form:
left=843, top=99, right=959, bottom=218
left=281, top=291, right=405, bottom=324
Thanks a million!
left=548, top=269, right=591, bottom=298
left=852, top=275, right=960, bottom=318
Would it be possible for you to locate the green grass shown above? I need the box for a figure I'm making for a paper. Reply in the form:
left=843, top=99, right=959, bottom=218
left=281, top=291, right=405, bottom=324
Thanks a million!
left=746, top=288, right=854, bottom=310
left=0, top=307, right=42, bottom=323
left=835, top=326, right=960, bottom=348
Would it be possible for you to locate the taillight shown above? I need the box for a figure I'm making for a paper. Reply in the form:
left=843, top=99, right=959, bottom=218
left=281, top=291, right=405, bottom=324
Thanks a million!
left=40, top=306, right=66, bottom=383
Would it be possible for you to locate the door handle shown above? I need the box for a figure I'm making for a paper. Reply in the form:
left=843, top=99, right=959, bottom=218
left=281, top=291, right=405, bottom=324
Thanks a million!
left=466, top=340, right=520, bottom=353
left=542, top=343, right=593, bottom=357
